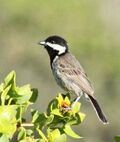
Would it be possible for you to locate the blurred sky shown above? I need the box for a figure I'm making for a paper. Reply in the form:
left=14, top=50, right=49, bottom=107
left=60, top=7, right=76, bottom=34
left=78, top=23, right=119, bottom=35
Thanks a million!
left=0, top=0, right=120, bottom=142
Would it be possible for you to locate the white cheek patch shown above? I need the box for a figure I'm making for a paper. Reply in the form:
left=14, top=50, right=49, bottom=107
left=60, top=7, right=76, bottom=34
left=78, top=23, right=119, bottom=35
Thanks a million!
left=46, top=42, right=66, bottom=55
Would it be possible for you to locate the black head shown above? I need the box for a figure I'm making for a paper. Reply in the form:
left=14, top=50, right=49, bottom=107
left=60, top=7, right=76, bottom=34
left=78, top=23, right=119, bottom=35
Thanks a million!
left=39, top=35, right=69, bottom=63
left=45, top=35, right=68, bottom=48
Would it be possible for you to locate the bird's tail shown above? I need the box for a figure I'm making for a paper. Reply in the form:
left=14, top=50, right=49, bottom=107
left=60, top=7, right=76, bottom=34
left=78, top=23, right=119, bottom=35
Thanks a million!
left=87, top=94, right=108, bottom=124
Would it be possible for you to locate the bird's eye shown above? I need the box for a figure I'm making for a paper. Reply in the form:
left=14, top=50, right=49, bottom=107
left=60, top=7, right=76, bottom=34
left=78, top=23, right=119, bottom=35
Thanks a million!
left=51, top=40, right=55, bottom=44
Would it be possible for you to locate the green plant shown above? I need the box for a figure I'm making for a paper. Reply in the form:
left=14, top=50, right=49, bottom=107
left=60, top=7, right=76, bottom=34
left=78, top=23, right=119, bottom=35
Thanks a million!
left=0, top=71, right=85, bottom=142
left=114, top=135, right=120, bottom=142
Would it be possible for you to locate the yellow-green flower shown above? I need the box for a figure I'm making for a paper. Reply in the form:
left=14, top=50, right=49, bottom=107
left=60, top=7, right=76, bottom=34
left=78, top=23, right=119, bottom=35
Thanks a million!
left=56, top=94, right=71, bottom=109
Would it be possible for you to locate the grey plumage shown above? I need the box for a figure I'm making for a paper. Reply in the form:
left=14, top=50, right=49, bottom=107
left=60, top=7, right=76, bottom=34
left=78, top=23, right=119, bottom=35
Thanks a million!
left=52, top=52, right=94, bottom=96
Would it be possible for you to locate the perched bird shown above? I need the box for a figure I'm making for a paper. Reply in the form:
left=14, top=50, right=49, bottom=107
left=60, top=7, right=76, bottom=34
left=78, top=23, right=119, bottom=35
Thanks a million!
left=39, top=35, right=108, bottom=124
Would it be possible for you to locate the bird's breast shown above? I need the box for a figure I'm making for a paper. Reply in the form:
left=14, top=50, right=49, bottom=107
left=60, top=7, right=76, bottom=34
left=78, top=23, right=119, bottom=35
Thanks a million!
left=51, top=59, right=69, bottom=91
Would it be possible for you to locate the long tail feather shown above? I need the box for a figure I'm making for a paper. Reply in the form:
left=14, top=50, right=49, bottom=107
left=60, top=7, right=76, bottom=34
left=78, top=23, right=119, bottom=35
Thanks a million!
left=88, top=95, right=108, bottom=124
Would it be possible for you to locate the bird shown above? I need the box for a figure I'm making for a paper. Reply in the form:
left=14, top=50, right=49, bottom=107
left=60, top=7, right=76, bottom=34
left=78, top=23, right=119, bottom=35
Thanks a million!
left=38, top=35, right=108, bottom=124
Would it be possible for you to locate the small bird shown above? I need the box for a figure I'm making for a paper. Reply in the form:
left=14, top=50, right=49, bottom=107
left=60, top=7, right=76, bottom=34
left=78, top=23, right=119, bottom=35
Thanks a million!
left=39, top=35, right=108, bottom=124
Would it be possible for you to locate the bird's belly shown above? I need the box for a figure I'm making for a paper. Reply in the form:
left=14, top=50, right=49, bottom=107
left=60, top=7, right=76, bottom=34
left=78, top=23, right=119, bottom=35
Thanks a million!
left=52, top=69, right=68, bottom=91
left=52, top=67, right=82, bottom=96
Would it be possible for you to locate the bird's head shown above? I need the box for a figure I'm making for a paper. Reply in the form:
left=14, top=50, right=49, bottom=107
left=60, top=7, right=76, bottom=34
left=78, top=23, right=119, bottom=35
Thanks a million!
left=39, top=35, right=68, bottom=57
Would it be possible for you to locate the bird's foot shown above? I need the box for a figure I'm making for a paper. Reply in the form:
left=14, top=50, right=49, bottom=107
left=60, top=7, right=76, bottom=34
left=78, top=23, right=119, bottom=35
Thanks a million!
left=71, top=95, right=81, bottom=109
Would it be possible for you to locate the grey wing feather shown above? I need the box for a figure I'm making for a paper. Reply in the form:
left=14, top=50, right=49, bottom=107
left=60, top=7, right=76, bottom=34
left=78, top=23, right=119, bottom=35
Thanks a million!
left=57, top=52, right=94, bottom=95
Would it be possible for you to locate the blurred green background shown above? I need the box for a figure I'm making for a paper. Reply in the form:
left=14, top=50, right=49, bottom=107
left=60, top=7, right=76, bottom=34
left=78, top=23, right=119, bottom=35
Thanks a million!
left=0, top=0, right=120, bottom=142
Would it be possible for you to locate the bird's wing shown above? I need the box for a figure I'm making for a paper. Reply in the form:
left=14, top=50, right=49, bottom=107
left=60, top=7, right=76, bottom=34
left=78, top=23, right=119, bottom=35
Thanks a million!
left=57, top=52, right=94, bottom=95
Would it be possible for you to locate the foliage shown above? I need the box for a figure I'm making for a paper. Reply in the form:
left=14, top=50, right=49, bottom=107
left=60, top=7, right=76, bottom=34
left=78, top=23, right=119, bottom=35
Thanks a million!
left=0, top=71, right=85, bottom=142
left=114, top=135, right=120, bottom=142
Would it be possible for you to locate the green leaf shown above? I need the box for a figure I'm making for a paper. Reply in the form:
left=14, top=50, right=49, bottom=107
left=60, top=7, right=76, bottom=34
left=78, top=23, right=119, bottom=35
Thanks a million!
left=0, top=105, right=18, bottom=137
left=17, top=127, right=26, bottom=141
left=54, top=134, right=66, bottom=142
left=37, top=139, right=46, bottom=142
left=72, top=102, right=81, bottom=113
left=0, top=133, right=9, bottom=142
left=31, top=110, right=54, bottom=129
left=48, top=129, right=66, bottom=142
left=29, top=88, right=38, bottom=103
left=51, top=109, right=63, bottom=117
left=31, top=109, right=40, bottom=123
left=67, top=114, right=81, bottom=125
left=37, top=128, right=48, bottom=142
left=4, top=70, right=16, bottom=88
left=26, top=129, right=33, bottom=137
left=47, top=99, right=58, bottom=115
left=63, top=124, right=82, bottom=139
left=78, top=112, right=86, bottom=122
left=0, top=83, right=4, bottom=93
left=19, top=137, right=34, bottom=142
left=17, top=129, right=35, bottom=142
left=1, top=85, right=12, bottom=105
left=15, top=84, right=32, bottom=104
left=114, top=135, right=120, bottom=142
